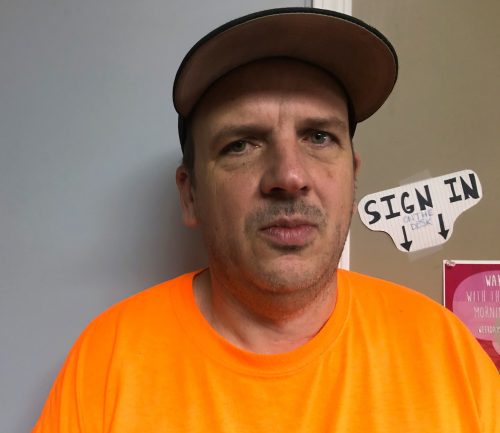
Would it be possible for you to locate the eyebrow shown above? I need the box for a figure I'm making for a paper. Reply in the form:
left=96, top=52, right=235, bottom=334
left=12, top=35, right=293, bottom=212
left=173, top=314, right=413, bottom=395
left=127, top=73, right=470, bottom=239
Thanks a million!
left=298, top=116, right=349, bottom=134
left=210, top=124, right=270, bottom=146
left=209, top=115, right=349, bottom=147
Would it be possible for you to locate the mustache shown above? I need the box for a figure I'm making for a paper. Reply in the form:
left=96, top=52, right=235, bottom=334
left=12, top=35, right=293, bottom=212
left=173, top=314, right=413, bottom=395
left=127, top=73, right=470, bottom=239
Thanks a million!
left=245, top=200, right=325, bottom=229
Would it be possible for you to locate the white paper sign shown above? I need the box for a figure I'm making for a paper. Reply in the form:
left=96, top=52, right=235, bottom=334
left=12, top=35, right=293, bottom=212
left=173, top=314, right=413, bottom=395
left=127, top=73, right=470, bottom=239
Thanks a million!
left=358, top=170, right=483, bottom=253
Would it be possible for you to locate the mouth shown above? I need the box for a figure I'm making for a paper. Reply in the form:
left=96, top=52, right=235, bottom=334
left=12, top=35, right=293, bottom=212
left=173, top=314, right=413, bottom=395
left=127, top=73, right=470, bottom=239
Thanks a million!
left=259, top=218, right=318, bottom=248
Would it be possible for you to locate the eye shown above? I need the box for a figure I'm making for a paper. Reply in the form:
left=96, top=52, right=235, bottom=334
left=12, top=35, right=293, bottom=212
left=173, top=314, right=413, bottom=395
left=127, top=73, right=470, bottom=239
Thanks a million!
left=309, top=131, right=332, bottom=145
left=220, top=140, right=249, bottom=155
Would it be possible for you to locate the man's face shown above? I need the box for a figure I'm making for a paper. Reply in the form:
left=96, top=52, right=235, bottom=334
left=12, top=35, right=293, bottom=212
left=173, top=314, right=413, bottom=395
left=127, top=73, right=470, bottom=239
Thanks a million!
left=177, top=58, right=359, bottom=296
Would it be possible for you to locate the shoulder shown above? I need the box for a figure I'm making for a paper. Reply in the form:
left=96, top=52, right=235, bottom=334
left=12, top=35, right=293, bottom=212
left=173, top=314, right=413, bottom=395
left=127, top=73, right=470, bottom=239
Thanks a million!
left=341, top=269, right=436, bottom=301
left=340, top=269, right=450, bottom=319
left=58, top=270, right=199, bottom=391
left=74, top=271, right=198, bottom=350
left=339, top=269, right=498, bottom=372
left=338, top=269, right=484, bottom=354
left=338, top=270, right=500, bottom=424
left=94, top=271, right=195, bottom=320
left=33, top=271, right=201, bottom=430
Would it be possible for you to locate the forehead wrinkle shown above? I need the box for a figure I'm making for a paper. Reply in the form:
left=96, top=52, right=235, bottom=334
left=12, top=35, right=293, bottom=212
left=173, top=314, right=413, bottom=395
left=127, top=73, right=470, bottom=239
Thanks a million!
left=191, top=59, right=350, bottom=147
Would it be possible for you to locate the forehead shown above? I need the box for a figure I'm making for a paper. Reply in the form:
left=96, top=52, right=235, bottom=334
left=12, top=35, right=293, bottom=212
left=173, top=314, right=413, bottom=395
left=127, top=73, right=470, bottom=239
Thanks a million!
left=190, top=58, right=349, bottom=130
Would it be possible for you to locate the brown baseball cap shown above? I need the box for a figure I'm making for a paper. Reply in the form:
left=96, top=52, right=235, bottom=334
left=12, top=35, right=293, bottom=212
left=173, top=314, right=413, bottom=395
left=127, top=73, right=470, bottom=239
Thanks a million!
left=173, top=7, right=398, bottom=148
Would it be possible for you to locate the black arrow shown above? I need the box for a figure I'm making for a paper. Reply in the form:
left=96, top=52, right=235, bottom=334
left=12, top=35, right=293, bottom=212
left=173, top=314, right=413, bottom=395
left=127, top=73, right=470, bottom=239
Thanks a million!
left=438, top=213, right=449, bottom=239
left=400, top=226, right=412, bottom=251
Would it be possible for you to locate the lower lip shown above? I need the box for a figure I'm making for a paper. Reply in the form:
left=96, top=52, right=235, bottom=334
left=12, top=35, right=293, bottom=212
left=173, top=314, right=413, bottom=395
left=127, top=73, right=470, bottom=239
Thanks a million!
left=260, top=225, right=316, bottom=247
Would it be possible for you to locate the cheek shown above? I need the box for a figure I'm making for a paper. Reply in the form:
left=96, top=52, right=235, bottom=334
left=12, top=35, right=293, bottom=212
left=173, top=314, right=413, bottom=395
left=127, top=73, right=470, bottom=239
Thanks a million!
left=319, top=166, right=355, bottom=211
left=318, top=158, right=354, bottom=186
left=196, top=176, right=249, bottom=228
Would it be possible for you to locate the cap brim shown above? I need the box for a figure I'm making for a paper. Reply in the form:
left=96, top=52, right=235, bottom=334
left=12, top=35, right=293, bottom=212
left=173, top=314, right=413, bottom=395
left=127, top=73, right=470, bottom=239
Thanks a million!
left=173, top=7, right=398, bottom=124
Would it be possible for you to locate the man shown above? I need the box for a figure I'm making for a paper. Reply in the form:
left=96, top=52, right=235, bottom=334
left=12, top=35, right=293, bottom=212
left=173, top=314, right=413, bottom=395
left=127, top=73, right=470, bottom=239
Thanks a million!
left=33, top=8, right=499, bottom=432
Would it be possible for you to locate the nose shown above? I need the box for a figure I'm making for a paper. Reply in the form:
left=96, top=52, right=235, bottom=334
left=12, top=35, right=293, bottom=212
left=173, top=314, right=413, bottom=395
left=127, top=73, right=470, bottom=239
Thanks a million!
left=260, top=139, right=310, bottom=198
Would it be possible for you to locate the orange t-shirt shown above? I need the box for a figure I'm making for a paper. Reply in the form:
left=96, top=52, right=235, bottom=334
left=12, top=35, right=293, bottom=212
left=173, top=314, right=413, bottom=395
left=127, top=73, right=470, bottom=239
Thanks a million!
left=32, top=270, right=499, bottom=432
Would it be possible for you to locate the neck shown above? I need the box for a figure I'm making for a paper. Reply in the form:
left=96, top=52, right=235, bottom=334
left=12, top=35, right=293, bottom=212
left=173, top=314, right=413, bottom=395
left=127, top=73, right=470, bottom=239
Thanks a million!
left=193, top=269, right=337, bottom=354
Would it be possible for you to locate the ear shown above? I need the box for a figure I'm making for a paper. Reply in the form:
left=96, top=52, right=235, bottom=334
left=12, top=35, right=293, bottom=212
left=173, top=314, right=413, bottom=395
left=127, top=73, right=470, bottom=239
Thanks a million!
left=353, top=150, right=361, bottom=178
left=352, top=151, right=361, bottom=215
left=176, top=165, right=198, bottom=227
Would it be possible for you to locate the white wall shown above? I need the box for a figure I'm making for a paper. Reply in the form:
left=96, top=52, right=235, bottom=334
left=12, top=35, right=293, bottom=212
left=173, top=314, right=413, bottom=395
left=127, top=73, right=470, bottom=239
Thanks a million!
left=0, top=1, right=305, bottom=431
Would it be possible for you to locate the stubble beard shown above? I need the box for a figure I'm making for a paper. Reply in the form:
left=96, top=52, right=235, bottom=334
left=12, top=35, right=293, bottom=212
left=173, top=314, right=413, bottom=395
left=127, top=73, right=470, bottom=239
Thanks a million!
left=204, top=199, right=352, bottom=319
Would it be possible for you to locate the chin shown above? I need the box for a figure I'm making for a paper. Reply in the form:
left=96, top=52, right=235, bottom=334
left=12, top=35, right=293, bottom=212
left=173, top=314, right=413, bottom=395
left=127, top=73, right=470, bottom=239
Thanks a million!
left=255, top=259, right=337, bottom=294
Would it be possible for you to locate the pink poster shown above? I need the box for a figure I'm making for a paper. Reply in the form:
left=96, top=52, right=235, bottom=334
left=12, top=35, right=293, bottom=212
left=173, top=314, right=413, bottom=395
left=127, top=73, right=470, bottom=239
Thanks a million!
left=443, top=260, right=500, bottom=371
